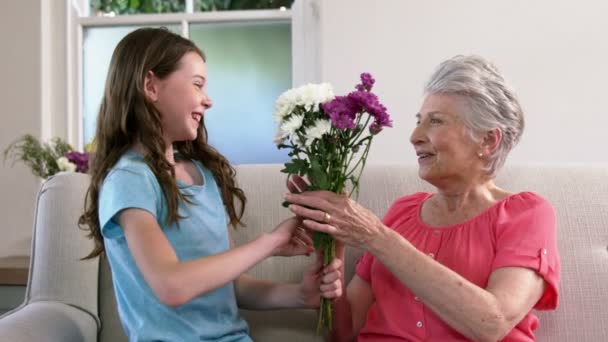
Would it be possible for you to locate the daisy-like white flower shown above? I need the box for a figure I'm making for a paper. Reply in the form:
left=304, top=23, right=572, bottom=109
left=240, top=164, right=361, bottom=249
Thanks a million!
left=280, top=114, right=304, bottom=137
left=273, top=90, right=296, bottom=123
left=304, top=119, right=332, bottom=146
left=297, top=83, right=335, bottom=112
left=56, top=156, right=76, bottom=172
left=273, top=127, right=287, bottom=145
left=273, top=83, right=335, bottom=124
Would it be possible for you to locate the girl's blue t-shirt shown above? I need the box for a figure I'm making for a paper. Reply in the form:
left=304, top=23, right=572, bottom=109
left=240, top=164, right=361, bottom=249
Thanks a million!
left=99, top=150, right=251, bottom=342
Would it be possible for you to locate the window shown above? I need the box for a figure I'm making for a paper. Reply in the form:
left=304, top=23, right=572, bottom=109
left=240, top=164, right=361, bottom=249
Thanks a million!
left=77, top=0, right=294, bottom=164
left=90, top=0, right=295, bottom=15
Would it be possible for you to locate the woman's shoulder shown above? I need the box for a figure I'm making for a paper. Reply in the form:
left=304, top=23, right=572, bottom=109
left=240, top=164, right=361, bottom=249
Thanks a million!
left=500, top=191, right=555, bottom=214
left=383, top=192, right=431, bottom=222
left=391, top=192, right=432, bottom=209
left=493, top=192, right=556, bottom=231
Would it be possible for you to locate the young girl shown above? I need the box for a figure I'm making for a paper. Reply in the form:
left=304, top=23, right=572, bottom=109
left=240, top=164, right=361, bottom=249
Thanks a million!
left=79, top=27, right=342, bottom=342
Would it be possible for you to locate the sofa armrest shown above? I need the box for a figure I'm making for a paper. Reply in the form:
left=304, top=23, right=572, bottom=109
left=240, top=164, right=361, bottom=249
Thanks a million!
left=0, top=301, right=98, bottom=342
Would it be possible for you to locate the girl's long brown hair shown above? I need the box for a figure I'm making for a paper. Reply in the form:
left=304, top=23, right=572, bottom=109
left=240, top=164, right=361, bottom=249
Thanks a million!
left=79, top=27, right=246, bottom=259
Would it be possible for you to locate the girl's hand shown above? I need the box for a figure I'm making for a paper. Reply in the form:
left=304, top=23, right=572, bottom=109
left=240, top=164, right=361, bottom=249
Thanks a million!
left=270, top=217, right=314, bottom=257
left=299, top=252, right=343, bottom=308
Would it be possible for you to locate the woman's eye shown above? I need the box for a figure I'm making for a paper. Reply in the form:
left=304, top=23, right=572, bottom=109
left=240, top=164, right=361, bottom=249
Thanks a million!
left=194, top=83, right=203, bottom=89
left=430, top=118, right=442, bottom=124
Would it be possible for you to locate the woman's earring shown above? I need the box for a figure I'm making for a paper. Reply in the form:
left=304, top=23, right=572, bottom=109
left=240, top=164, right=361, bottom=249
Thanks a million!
left=478, top=152, right=484, bottom=158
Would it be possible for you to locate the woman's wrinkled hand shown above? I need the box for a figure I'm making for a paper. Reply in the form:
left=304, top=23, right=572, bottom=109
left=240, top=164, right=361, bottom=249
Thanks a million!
left=284, top=191, right=387, bottom=250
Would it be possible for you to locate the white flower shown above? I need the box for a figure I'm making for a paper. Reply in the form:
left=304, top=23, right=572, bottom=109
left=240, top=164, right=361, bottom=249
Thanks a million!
left=273, top=126, right=287, bottom=145
left=280, top=114, right=304, bottom=137
left=273, top=83, right=335, bottom=124
left=56, top=157, right=76, bottom=172
left=304, top=119, right=332, bottom=146
left=273, top=91, right=296, bottom=123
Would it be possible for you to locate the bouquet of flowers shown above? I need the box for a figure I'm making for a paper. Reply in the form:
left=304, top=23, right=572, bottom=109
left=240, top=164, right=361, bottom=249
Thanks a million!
left=273, top=73, right=392, bottom=331
left=3, top=134, right=90, bottom=179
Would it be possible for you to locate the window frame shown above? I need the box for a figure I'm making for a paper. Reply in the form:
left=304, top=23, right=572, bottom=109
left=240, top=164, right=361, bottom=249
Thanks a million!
left=65, top=0, right=321, bottom=150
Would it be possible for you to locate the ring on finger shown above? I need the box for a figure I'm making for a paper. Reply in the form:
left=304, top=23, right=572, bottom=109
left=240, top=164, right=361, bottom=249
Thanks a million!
left=323, top=212, right=332, bottom=223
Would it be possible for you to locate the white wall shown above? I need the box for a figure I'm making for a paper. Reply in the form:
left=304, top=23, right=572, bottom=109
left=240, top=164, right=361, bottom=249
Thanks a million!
left=2, top=0, right=607, bottom=257
left=315, top=0, right=608, bottom=165
left=0, top=0, right=41, bottom=257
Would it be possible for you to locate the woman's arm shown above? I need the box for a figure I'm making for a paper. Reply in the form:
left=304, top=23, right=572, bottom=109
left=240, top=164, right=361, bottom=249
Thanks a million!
left=286, top=192, right=545, bottom=342
left=371, top=230, right=544, bottom=342
left=118, top=208, right=305, bottom=307
left=330, top=275, right=375, bottom=342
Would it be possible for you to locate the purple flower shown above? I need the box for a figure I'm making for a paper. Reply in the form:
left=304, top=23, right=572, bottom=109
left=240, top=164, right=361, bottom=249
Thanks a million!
left=66, top=151, right=89, bottom=173
left=321, top=96, right=358, bottom=129
left=322, top=72, right=392, bottom=132
left=355, top=72, right=375, bottom=92
left=369, top=122, right=383, bottom=135
left=347, top=90, right=393, bottom=129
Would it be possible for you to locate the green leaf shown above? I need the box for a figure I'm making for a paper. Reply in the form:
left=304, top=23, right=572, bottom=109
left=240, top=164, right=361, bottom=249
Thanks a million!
left=309, top=157, right=329, bottom=190
left=280, top=159, right=308, bottom=175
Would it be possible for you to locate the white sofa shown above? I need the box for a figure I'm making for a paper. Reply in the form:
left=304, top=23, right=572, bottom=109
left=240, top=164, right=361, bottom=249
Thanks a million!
left=0, top=164, right=607, bottom=341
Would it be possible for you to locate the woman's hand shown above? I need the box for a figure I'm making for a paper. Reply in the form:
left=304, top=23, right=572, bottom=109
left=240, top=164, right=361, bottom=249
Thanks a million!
left=298, top=251, right=343, bottom=308
left=269, top=217, right=315, bottom=257
left=285, top=191, right=388, bottom=250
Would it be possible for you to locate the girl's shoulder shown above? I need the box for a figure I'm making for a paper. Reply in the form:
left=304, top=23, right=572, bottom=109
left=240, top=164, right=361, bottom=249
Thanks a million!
left=103, top=150, right=159, bottom=190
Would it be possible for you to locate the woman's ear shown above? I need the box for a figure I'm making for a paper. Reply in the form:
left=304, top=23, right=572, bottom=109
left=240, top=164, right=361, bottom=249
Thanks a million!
left=143, top=70, right=159, bottom=102
left=480, top=128, right=502, bottom=156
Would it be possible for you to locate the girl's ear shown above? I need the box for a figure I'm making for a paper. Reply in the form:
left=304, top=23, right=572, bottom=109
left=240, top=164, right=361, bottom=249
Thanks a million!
left=143, top=70, right=159, bottom=102
left=480, top=128, right=502, bottom=157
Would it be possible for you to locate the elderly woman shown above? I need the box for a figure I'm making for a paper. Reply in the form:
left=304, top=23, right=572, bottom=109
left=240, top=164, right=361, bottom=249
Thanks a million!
left=285, top=55, right=560, bottom=342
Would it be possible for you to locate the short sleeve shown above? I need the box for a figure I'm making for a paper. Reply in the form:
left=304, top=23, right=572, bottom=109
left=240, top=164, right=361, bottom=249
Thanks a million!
left=355, top=252, right=374, bottom=283
left=99, top=167, right=160, bottom=240
left=491, top=193, right=560, bottom=310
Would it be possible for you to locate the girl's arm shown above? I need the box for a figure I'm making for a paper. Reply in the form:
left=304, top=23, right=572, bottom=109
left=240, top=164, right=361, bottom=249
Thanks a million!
left=117, top=208, right=300, bottom=307
left=233, top=232, right=342, bottom=310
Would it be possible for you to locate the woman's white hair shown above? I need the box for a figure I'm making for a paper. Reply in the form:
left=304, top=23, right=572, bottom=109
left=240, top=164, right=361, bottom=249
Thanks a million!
left=424, top=55, right=524, bottom=177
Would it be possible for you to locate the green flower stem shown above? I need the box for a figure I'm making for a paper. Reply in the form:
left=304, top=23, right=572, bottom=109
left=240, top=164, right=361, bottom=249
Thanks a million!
left=345, top=137, right=372, bottom=178
left=316, top=233, right=335, bottom=333
left=348, top=115, right=372, bottom=147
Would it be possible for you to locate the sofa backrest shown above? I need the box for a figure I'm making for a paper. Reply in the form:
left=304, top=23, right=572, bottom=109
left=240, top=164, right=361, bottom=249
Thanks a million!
left=24, top=173, right=100, bottom=328
left=231, top=164, right=608, bottom=341
left=25, top=164, right=608, bottom=341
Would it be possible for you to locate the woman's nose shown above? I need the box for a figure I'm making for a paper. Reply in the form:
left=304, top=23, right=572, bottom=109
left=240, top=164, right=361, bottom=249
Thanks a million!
left=409, top=124, right=426, bottom=146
